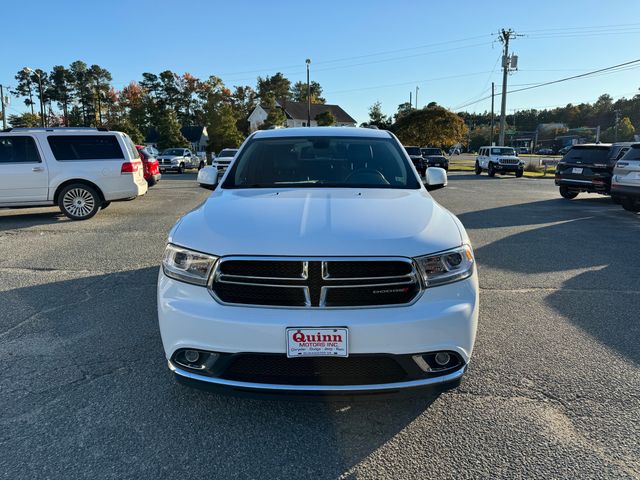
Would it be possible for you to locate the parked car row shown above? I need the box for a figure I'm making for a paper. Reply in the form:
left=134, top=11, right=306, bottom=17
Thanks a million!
left=403, top=146, right=449, bottom=178
left=555, top=142, right=640, bottom=212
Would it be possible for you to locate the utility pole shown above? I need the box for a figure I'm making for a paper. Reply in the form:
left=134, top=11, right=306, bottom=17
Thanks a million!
left=95, top=79, right=102, bottom=126
left=305, top=59, right=311, bottom=127
left=498, top=29, right=520, bottom=146
left=490, top=82, right=495, bottom=145
left=415, top=86, right=419, bottom=109
left=409, top=91, right=412, bottom=109
left=0, top=85, right=7, bottom=130
left=614, top=109, right=620, bottom=142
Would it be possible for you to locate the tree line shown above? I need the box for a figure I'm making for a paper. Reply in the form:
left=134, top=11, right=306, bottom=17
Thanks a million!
left=6, top=63, right=328, bottom=152
left=363, top=89, right=639, bottom=150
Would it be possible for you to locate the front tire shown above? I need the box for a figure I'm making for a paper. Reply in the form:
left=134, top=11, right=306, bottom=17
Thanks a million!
left=58, top=184, right=101, bottom=220
left=559, top=186, right=579, bottom=200
left=515, top=169, right=524, bottom=178
left=475, top=162, right=482, bottom=175
left=622, top=197, right=640, bottom=212
left=177, top=163, right=184, bottom=174
left=488, top=163, right=496, bottom=177
left=101, top=201, right=111, bottom=210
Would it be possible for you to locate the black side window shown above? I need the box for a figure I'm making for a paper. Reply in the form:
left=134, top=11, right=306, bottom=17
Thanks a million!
left=0, top=136, right=42, bottom=163
left=47, top=135, right=124, bottom=161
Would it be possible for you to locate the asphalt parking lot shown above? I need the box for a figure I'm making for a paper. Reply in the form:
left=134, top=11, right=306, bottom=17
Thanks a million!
left=1, top=173, right=639, bottom=479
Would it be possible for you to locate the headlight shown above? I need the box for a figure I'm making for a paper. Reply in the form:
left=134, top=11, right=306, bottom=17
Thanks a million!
left=414, top=245, right=474, bottom=287
left=171, top=158, right=179, bottom=164
left=162, top=244, right=218, bottom=286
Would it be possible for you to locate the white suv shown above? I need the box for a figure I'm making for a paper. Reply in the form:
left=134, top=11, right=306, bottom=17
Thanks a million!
left=611, top=143, right=640, bottom=212
left=475, top=146, right=525, bottom=177
left=158, top=127, right=479, bottom=396
left=0, top=127, right=148, bottom=220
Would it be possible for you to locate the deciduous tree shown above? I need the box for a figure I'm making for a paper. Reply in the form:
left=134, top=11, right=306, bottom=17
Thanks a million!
left=393, top=106, right=468, bottom=148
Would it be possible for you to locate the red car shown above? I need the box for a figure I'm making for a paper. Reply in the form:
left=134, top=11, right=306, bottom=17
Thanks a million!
left=135, top=145, right=161, bottom=186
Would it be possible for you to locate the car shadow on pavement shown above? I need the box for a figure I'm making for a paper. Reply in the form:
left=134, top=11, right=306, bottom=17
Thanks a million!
left=457, top=198, right=640, bottom=365
left=1, top=266, right=442, bottom=478
left=0, top=208, right=68, bottom=231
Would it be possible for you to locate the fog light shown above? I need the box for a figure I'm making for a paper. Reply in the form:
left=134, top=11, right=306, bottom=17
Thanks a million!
left=434, top=352, right=450, bottom=366
left=184, top=350, right=200, bottom=363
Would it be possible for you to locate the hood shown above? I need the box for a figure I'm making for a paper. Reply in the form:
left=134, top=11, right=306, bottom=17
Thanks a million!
left=170, top=188, right=464, bottom=257
left=158, top=154, right=181, bottom=159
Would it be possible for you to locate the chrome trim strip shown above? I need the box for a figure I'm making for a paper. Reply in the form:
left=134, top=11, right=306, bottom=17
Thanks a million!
left=219, top=273, right=307, bottom=282
left=169, top=361, right=465, bottom=392
left=558, top=179, right=594, bottom=184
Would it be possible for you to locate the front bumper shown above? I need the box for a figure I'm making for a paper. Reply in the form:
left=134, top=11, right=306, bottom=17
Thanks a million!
left=169, top=360, right=466, bottom=396
left=494, top=163, right=523, bottom=172
left=157, top=269, right=479, bottom=392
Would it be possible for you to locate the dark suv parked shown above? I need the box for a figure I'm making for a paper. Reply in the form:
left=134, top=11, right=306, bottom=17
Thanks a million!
left=555, top=143, right=632, bottom=200
left=421, top=147, right=449, bottom=171
left=404, top=146, right=426, bottom=178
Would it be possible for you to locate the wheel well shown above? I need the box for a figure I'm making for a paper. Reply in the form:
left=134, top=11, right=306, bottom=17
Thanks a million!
left=53, top=179, right=105, bottom=204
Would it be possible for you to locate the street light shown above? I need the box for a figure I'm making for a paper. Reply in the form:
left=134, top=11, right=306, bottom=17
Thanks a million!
left=25, top=67, right=45, bottom=127
left=305, top=59, right=311, bottom=127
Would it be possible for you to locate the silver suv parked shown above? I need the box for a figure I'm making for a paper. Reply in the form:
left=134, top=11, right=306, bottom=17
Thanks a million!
left=611, top=143, right=640, bottom=212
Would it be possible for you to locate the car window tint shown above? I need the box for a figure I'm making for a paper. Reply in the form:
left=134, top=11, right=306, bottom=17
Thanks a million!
left=622, top=147, right=640, bottom=160
left=0, top=136, right=42, bottom=163
left=47, top=135, right=125, bottom=161
left=564, top=147, right=610, bottom=164
left=123, top=135, right=140, bottom=160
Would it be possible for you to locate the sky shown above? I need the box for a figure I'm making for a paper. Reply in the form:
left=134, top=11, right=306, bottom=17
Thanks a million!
left=2, top=0, right=640, bottom=125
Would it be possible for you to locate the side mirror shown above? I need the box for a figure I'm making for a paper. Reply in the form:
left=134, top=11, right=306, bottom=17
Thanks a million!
left=197, top=166, right=220, bottom=190
left=425, top=167, right=447, bottom=191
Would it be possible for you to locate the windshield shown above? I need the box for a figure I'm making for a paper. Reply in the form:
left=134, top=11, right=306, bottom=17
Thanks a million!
left=421, top=148, right=442, bottom=156
left=161, top=149, right=184, bottom=156
left=563, top=146, right=610, bottom=164
left=222, top=136, right=420, bottom=189
left=404, top=146, right=422, bottom=156
left=219, top=149, right=238, bottom=158
left=491, top=147, right=516, bottom=156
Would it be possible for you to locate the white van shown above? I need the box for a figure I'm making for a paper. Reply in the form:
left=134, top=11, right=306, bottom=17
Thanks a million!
left=0, top=127, right=148, bottom=220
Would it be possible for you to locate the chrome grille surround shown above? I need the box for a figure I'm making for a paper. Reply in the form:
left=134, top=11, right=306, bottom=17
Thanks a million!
left=208, top=256, right=423, bottom=309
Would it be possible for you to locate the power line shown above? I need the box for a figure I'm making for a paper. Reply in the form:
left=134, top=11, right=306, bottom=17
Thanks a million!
left=217, top=34, right=493, bottom=78
left=454, top=58, right=640, bottom=111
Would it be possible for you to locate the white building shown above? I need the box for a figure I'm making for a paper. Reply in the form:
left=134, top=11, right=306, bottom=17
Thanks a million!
left=248, top=101, right=357, bottom=132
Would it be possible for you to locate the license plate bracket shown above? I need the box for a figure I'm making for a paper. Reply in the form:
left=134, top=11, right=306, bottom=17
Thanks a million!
left=286, top=328, right=349, bottom=358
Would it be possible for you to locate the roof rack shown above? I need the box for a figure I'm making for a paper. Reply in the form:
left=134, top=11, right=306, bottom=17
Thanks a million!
left=2, top=127, right=110, bottom=133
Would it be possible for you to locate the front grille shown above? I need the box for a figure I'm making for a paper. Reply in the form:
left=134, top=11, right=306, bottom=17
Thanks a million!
left=499, top=158, right=519, bottom=165
left=220, top=354, right=408, bottom=385
left=210, top=257, right=420, bottom=308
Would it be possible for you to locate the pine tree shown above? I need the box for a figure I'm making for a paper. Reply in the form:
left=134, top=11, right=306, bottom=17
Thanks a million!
left=157, top=110, right=189, bottom=150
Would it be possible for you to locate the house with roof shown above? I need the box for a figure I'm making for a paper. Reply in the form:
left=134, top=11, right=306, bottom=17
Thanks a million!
left=248, top=101, right=357, bottom=132
left=144, top=126, right=208, bottom=153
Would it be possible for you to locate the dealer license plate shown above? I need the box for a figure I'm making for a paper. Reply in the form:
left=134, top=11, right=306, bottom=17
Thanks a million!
left=286, top=328, right=348, bottom=358
left=572, top=167, right=583, bottom=174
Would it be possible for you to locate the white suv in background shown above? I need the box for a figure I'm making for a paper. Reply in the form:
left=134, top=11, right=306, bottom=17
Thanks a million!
left=611, top=143, right=640, bottom=212
left=475, top=146, right=525, bottom=177
left=0, top=127, right=148, bottom=220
